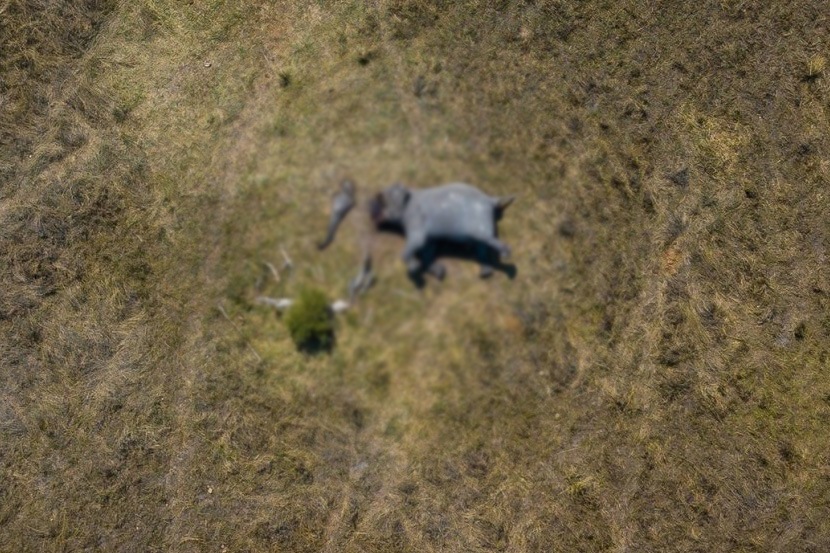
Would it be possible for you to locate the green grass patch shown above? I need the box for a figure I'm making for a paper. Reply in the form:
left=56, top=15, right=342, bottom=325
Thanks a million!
left=284, top=287, right=335, bottom=353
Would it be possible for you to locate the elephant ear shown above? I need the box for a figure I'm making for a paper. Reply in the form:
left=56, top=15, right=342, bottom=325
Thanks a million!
left=389, top=182, right=411, bottom=207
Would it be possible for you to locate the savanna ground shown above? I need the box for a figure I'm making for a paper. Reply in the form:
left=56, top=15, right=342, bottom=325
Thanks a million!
left=2, top=1, right=829, bottom=551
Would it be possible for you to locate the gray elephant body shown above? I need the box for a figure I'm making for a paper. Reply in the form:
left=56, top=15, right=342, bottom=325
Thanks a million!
left=372, top=182, right=513, bottom=275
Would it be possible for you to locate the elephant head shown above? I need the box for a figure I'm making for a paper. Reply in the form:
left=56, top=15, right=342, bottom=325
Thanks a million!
left=370, top=183, right=410, bottom=229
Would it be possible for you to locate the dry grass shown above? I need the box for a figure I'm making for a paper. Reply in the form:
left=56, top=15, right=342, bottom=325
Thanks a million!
left=2, top=1, right=830, bottom=551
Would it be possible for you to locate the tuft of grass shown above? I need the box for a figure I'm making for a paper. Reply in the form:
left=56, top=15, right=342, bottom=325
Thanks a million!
left=804, top=54, right=826, bottom=81
left=284, top=288, right=335, bottom=353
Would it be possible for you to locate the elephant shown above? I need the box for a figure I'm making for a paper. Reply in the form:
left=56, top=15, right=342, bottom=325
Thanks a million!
left=370, top=182, right=514, bottom=278
left=317, top=179, right=356, bottom=250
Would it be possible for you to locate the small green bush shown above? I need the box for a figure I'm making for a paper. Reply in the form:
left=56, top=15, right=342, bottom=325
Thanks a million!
left=284, top=287, right=335, bottom=352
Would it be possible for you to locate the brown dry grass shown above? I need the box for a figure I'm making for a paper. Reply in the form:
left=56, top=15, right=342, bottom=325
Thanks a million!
left=2, top=1, right=830, bottom=551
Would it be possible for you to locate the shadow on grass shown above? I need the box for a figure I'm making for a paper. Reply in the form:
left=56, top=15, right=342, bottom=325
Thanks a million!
left=374, top=218, right=518, bottom=288
left=407, top=239, right=519, bottom=289
left=295, top=332, right=336, bottom=355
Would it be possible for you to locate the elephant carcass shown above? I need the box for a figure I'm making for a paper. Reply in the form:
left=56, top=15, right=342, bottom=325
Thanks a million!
left=370, top=182, right=514, bottom=276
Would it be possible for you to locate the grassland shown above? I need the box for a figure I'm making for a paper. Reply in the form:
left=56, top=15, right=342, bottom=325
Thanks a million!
left=2, top=1, right=829, bottom=551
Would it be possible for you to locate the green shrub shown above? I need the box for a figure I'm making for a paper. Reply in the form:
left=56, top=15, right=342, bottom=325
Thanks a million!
left=284, top=287, right=335, bottom=352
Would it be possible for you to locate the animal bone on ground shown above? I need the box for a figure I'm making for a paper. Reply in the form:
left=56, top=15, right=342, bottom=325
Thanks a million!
left=256, top=296, right=351, bottom=314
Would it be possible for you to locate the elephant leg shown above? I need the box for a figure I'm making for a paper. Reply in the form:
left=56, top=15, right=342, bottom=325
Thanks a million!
left=402, top=232, right=427, bottom=273
left=415, top=238, right=445, bottom=280
left=476, top=242, right=495, bottom=278
left=480, top=235, right=512, bottom=260
left=428, top=260, right=447, bottom=281
left=403, top=257, right=419, bottom=274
